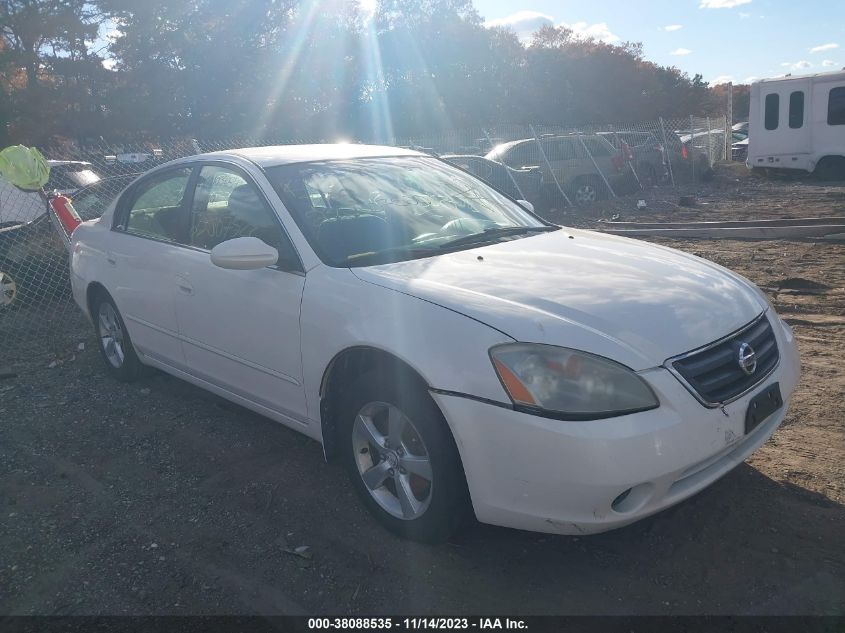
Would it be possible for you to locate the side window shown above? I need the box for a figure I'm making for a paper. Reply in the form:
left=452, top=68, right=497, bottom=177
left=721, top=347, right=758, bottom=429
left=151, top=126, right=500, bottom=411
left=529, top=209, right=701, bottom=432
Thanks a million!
left=764, top=93, right=779, bottom=131
left=544, top=139, right=584, bottom=160
left=124, top=167, right=192, bottom=241
left=581, top=137, right=613, bottom=157
left=789, top=91, right=804, bottom=129
left=189, top=165, right=298, bottom=267
left=829, top=86, right=845, bottom=126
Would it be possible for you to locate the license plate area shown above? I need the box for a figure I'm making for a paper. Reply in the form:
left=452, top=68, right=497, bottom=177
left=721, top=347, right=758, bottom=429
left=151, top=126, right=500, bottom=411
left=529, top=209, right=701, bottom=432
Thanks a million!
left=745, top=382, right=783, bottom=434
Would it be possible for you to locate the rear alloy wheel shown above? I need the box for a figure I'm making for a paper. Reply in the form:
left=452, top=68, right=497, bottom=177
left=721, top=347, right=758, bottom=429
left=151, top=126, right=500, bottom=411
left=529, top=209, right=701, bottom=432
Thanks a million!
left=93, top=292, right=145, bottom=382
left=0, top=270, right=17, bottom=307
left=340, top=370, right=470, bottom=543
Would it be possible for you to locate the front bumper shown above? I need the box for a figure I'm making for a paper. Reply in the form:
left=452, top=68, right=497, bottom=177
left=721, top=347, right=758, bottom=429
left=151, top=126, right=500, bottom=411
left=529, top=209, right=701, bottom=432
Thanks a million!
left=432, top=316, right=800, bottom=535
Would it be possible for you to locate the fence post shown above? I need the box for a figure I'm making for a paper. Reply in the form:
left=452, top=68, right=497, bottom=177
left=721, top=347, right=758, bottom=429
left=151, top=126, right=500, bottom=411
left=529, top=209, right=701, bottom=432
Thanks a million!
left=528, top=123, right=573, bottom=208
left=659, top=117, right=676, bottom=187
left=482, top=127, right=526, bottom=202
left=706, top=117, right=712, bottom=167
left=690, top=114, right=696, bottom=182
left=726, top=83, right=733, bottom=161
left=578, top=134, right=616, bottom=198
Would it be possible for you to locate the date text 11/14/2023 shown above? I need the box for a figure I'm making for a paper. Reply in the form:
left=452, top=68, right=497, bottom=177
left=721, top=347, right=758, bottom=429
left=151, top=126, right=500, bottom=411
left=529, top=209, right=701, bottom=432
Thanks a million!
left=307, top=618, right=528, bottom=630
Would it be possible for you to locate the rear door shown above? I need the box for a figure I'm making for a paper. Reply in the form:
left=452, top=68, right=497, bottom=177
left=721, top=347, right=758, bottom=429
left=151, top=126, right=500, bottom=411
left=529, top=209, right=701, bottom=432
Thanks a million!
left=782, top=81, right=812, bottom=154
left=758, top=82, right=811, bottom=157
left=108, top=166, right=194, bottom=368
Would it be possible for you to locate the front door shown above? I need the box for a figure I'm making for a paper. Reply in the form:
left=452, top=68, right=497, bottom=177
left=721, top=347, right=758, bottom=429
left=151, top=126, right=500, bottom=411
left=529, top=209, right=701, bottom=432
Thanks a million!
left=173, top=164, right=307, bottom=424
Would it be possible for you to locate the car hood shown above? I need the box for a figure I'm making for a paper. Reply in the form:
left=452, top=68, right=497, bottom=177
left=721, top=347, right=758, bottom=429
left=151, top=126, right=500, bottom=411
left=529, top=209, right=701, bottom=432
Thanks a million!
left=351, top=229, right=765, bottom=370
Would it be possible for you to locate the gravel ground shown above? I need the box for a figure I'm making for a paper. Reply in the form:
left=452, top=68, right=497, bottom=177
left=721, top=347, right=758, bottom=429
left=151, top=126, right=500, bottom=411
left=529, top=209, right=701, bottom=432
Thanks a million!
left=1, top=166, right=843, bottom=615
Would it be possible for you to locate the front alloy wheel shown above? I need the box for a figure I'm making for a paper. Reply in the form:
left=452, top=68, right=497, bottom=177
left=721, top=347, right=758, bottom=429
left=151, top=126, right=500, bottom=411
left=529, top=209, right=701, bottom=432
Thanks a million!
left=339, top=370, right=470, bottom=543
left=574, top=182, right=598, bottom=206
left=352, top=401, right=434, bottom=520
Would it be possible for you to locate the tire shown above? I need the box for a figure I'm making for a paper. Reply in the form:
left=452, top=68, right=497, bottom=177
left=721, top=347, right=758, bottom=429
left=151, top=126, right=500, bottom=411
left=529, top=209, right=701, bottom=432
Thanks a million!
left=338, top=370, right=470, bottom=543
left=814, top=156, right=845, bottom=181
left=0, top=266, right=18, bottom=308
left=570, top=176, right=605, bottom=208
left=91, top=290, right=145, bottom=382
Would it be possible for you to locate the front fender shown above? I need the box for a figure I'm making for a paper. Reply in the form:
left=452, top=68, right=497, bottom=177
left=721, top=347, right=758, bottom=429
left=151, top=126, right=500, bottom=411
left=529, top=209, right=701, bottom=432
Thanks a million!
left=300, top=266, right=514, bottom=434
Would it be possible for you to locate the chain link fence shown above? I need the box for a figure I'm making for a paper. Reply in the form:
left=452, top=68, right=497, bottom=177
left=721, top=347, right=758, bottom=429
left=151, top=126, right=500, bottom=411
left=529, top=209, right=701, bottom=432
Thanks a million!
left=0, top=115, right=727, bottom=370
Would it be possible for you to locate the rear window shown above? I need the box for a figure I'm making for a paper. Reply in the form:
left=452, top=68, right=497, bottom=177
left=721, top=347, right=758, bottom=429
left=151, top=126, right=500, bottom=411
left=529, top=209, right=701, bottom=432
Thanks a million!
left=48, top=167, right=101, bottom=191
left=829, top=86, right=845, bottom=126
left=764, top=93, right=779, bottom=130
left=501, top=143, right=538, bottom=168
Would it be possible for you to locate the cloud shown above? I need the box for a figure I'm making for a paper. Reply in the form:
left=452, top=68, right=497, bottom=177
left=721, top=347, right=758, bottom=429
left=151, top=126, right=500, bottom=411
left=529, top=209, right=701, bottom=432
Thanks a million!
left=712, top=75, right=735, bottom=85
left=810, top=43, right=839, bottom=53
left=671, top=48, right=692, bottom=56
left=822, top=59, right=839, bottom=67
left=738, top=12, right=751, bottom=18
left=780, top=60, right=813, bottom=71
left=744, top=76, right=758, bottom=83
left=699, top=0, right=752, bottom=8
left=484, top=11, right=620, bottom=44
left=561, top=21, right=620, bottom=43
left=484, top=10, right=554, bottom=40
left=663, top=24, right=683, bottom=31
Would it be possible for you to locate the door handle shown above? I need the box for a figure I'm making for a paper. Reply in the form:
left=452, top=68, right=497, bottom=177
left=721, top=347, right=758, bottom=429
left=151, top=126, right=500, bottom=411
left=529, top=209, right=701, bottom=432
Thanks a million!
left=176, top=275, right=194, bottom=296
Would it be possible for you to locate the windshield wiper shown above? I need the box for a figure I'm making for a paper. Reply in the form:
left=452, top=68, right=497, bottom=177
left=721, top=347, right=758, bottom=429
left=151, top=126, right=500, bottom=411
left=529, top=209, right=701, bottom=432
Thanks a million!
left=344, top=245, right=441, bottom=266
left=440, top=225, right=558, bottom=249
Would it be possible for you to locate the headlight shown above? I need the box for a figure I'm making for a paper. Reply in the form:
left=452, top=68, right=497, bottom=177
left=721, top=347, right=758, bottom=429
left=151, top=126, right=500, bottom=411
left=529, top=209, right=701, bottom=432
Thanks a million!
left=490, top=343, right=659, bottom=420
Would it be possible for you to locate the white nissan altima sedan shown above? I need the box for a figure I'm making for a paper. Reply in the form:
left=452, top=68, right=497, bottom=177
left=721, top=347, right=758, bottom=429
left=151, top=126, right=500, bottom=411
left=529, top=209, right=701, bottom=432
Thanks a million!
left=69, top=144, right=800, bottom=542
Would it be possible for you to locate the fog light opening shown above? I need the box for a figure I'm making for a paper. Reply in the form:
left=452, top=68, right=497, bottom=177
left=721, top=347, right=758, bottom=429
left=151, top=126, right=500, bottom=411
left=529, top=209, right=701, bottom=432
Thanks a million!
left=611, top=482, right=654, bottom=514
left=612, top=488, right=631, bottom=509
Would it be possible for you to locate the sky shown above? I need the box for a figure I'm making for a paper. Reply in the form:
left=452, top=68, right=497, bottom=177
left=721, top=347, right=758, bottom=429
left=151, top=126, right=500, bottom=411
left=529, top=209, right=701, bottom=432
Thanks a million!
left=474, top=0, right=845, bottom=85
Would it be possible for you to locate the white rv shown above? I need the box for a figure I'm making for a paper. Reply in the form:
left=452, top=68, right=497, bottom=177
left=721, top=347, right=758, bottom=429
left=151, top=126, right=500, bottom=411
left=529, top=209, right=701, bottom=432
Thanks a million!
left=748, top=70, right=845, bottom=178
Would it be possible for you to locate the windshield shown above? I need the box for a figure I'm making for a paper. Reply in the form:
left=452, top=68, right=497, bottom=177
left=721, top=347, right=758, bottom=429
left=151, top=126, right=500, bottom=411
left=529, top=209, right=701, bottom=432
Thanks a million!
left=265, top=156, right=551, bottom=267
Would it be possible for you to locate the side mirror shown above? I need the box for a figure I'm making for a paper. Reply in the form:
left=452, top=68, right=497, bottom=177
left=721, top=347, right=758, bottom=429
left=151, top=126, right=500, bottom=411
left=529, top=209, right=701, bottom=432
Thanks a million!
left=210, top=236, right=278, bottom=270
left=517, top=199, right=535, bottom=214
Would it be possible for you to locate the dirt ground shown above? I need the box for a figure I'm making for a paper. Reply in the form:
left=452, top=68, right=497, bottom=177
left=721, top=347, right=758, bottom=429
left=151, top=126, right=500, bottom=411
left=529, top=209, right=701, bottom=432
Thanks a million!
left=1, top=165, right=843, bottom=615
left=551, top=161, right=845, bottom=225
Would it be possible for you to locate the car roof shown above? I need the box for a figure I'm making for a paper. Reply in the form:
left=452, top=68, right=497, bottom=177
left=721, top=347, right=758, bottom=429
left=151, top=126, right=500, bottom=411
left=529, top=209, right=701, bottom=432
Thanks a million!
left=47, top=160, right=93, bottom=167
left=197, top=144, right=424, bottom=168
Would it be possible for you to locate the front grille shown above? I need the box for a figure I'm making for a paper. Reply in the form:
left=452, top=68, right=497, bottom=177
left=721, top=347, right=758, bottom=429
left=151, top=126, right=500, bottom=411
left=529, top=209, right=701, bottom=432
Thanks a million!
left=670, top=314, right=779, bottom=405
